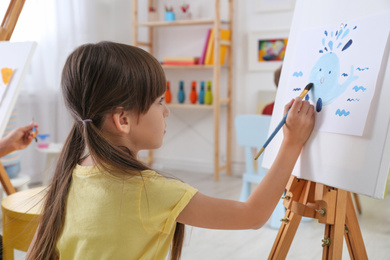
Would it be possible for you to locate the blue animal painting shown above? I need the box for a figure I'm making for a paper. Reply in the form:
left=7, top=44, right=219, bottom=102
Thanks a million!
left=277, top=13, right=389, bottom=136
left=308, top=24, right=358, bottom=112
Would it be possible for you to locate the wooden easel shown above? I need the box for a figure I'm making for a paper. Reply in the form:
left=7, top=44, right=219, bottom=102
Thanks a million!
left=0, top=0, right=26, bottom=195
left=269, top=176, right=368, bottom=260
left=0, top=0, right=25, bottom=41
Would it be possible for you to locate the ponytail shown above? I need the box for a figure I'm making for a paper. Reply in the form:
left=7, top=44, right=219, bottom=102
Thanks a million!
left=27, top=124, right=84, bottom=259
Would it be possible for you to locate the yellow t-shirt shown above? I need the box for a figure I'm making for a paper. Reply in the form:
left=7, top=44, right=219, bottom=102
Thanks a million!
left=56, top=165, right=198, bottom=259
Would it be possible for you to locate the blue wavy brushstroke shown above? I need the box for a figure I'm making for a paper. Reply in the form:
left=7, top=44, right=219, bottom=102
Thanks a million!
left=293, top=71, right=303, bottom=77
left=347, top=98, right=360, bottom=102
left=293, top=88, right=301, bottom=91
left=335, top=109, right=350, bottom=116
left=341, top=73, right=348, bottom=77
left=352, top=86, right=366, bottom=92
left=356, top=67, right=369, bottom=71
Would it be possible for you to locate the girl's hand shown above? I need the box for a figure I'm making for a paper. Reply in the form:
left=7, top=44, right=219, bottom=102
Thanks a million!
left=282, top=97, right=315, bottom=148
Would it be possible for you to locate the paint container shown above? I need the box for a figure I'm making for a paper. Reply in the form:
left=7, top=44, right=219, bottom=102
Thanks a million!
left=165, top=11, right=175, bottom=21
left=37, top=134, right=50, bottom=148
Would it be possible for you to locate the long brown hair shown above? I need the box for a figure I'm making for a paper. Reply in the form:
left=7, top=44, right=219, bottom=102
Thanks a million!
left=27, top=42, right=185, bottom=260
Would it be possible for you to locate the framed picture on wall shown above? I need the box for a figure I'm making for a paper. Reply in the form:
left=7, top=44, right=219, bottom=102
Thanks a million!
left=256, top=0, right=295, bottom=13
left=248, top=30, right=289, bottom=71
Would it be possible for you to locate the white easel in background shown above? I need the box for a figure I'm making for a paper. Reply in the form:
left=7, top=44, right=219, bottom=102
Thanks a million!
left=0, top=0, right=27, bottom=196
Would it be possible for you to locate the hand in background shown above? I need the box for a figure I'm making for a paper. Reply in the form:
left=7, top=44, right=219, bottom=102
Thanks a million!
left=0, top=122, right=39, bottom=157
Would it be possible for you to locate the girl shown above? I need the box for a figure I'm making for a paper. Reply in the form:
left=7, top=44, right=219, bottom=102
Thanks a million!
left=27, top=41, right=314, bottom=260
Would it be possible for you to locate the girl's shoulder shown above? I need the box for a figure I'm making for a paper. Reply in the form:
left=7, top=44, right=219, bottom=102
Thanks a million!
left=141, top=171, right=197, bottom=194
left=72, top=164, right=194, bottom=191
left=73, top=164, right=161, bottom=181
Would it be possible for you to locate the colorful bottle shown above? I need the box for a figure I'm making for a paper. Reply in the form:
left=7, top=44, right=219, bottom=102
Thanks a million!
left=205, top=80, right=213, bottom=105
left=189, top=81, right=198, bottom=104
left=198, top=81, right=205, bottom=104
left=178, top=80, right=185, bottom=103
left=165, top=81, right=172, bottom=104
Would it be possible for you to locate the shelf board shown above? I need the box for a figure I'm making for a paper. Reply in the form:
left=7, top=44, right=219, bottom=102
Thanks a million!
left=162, top=64, right=213, bottom=69
left=167, top=103, right=214, bottom=109
left=138, top=19, right=229, bottom=27
left=162, top=65, right=229, bottom=69
left=167, top=101, right=229, bottom=109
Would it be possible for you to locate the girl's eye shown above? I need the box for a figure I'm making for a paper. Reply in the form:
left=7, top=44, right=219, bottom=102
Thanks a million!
left=159, top=97, right=165, bottom=104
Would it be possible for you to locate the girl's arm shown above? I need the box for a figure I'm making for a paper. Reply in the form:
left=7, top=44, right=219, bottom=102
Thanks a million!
left=177, top=97, right=315, bottom=230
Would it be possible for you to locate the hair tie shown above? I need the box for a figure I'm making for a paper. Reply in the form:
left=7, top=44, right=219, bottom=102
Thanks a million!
left=82, top=119, right=92, bottom=125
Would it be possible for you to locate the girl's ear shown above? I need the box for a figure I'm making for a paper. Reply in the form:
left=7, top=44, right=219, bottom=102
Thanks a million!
left=112, top=108, right=132, bottom=134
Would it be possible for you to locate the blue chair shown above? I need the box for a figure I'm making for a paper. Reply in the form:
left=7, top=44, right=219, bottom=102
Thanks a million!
left=235, top=114, right=285, bottom=229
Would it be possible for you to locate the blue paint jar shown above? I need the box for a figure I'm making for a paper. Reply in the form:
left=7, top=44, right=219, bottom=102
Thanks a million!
left=165, top=11, right=175, bottom=21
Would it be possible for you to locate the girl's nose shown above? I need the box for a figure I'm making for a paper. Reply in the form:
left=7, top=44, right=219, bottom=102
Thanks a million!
left=164, top=105, right=170, bottom=117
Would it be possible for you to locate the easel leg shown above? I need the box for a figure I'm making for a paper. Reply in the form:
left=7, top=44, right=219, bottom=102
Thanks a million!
left=268, top=177, right=368, bottom=260
left=322, top=189, right=347, bottom=259
left=344, top=192, right=368, bottom=260
left=268, top=209, right=302, bottom=260
left=0, top=162, right=16, bottom=195
left=352, top=193, right=362, bottom=215
left=323, top=224, right=331, bottom=259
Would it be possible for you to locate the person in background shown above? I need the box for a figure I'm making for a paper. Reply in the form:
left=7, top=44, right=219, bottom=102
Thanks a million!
left=262, top=64, right=282, bottom=115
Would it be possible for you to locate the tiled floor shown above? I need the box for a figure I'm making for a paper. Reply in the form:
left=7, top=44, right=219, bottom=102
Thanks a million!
left=2, top=169, right=390, bottom=259
left=169, top=169, right=390, bottom=260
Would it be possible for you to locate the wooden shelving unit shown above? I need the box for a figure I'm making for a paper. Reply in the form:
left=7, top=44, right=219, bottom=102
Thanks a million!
left=132, top=0, right=234, bottom=181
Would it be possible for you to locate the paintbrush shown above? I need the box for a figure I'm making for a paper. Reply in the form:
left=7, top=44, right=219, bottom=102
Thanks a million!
left=254, top=83, right=314, bottom=160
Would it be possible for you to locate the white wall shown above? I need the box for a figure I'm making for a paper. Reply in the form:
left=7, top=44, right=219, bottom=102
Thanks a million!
left=135, top=0, right=295, bottom=175
left=5, top=0, right=296, bottom=182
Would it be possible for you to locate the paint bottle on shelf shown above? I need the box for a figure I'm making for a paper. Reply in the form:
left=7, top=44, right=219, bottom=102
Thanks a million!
left=189, top=81, right=198, bottom=104
left=178, top=80, right=185, bottom=103
left=198, top=81, right=205, bottom=104
left=165, top=81, right=172, bottom=104
left=205, top=80, right=213, bottom=105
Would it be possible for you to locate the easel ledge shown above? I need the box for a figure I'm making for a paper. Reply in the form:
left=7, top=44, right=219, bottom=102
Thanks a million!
left=269, top=176, right=368, bottom=260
